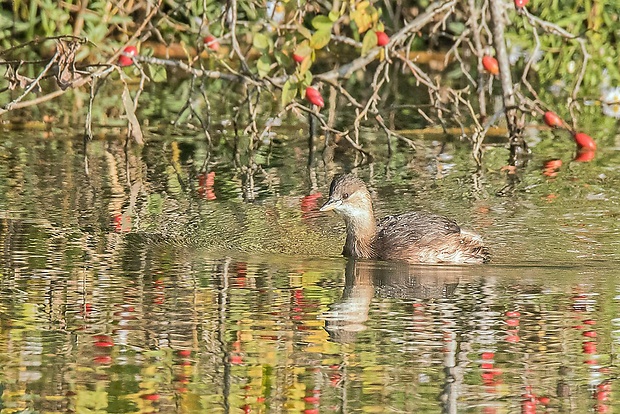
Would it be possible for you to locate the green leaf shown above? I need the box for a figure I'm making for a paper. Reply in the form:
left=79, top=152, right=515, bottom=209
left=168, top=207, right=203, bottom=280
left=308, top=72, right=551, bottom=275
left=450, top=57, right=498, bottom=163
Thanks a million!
left=297, top=24, right=312, bottom=40
left=281, top=79, right=298, bottom=106
left=147, top=194, right=163, bottom=214
left=328, top=10, right=340, bottom=22
left=294, top=40, right=312, bottom=59
left=350, top=1, right=377, bottom=34
left=273, top=50, right=287, bottom=66
left=311, top=15, right=333, bottom=31
left=361, top=30, right=377, bottom=56
left=298, top=55, right=312, bottom=77
left=310, top=29, right=331, bottom=49
left=239, top=1, right=258, bottom=19
left=256, top=56, right=271, bottom=78
left=448, top=21, right=465, bottom=35
left=148, top=64, right=167, bottom=83
left=253, top=33, right=270, bottom=50
left=303, top=70, right=313, bottom=86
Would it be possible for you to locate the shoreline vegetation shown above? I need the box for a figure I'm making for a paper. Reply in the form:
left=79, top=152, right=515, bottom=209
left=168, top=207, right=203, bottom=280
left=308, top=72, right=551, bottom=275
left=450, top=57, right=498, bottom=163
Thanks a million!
left=1, top=0, right=618, bottom=167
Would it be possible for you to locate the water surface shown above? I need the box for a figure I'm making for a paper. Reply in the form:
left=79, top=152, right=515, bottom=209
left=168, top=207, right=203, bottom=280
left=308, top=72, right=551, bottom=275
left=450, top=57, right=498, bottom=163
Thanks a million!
left=0, top=130, right=619, bottom=413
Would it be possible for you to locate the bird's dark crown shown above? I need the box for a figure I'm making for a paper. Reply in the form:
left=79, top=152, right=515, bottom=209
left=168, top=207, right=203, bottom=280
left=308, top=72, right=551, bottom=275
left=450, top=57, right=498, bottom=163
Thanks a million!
left=328, top=174, right=368, bottom=201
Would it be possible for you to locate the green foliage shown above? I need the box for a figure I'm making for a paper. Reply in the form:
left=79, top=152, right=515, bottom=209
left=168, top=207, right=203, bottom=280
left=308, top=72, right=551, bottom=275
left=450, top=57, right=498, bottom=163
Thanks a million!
left=508, top=0, right=620, bottom=97
left=362, top=30, right=378, bottom=56
left=281, top=79, right=298, bottom=105
left=147, top=65, right=167, bottom=83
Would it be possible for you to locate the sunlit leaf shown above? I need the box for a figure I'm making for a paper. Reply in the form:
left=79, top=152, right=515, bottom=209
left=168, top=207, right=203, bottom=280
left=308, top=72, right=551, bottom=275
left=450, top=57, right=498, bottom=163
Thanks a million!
left=311, top=15, right=333, bottom=31
left=357, top=1, right=371, bottom=10
left=310, top=29, right=331, bottom=49
left=297, top=24, right=312, bottom=40
left=281, top=79, right=298, bottom=106
left=257, top=56, right=271, bottom=78
left=148, top=64, right=167, bottom=83
left=253, top=32, right=270, bottom=50
left=298, top=55, right=312, bottom=76
left=361, top=30, right=377, bottom=56
left=350, top=1, right=378, bottom=33
left=295, top=40, right=312, bottom=58
left=328, top=10, right=340, bottom=22
left=302, top=70, right=313, bottom=87
left=367, top=6, right=379, bottom=19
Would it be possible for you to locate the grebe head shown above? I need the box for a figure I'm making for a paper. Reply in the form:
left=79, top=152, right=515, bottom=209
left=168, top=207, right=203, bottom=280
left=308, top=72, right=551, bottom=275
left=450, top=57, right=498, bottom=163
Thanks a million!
left=319, top=174, right=374, bottom=220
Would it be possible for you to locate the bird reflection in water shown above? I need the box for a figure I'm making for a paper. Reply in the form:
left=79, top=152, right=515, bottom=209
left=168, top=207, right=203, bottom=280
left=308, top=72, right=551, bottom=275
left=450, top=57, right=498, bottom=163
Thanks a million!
left=320, top=259, right=466, bottom=344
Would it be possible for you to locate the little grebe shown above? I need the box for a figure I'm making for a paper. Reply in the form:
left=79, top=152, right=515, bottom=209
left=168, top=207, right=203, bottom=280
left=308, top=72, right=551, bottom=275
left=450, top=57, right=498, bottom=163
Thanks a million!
left=320, top=174, right=489, bottom=264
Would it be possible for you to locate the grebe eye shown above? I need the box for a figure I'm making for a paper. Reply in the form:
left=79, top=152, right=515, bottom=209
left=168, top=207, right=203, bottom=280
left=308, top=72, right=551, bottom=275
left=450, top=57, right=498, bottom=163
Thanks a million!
left=342, top=193, right=349, bottom=200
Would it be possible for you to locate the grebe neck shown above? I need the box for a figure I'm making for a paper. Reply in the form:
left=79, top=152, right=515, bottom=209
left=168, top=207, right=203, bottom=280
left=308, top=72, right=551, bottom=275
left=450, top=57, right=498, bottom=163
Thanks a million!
left=342, top=202, right=377, bottom=259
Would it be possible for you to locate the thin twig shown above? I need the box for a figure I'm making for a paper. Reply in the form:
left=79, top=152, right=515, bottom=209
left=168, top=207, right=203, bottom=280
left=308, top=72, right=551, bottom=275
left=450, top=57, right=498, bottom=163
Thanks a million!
left=3, top=51, right=59, bottom=111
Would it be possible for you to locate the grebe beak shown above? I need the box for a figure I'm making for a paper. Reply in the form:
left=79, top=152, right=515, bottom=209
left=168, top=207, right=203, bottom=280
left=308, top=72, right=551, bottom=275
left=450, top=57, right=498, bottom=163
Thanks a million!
left=319, top=197, right=341, bottom=212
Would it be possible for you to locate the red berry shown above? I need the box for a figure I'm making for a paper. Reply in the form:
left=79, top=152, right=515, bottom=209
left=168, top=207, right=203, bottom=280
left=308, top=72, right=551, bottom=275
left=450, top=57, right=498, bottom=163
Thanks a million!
left=522, top=401, right=536, bottom=414
left=141, top=394, right=160, bottom=401
left=118, top=46, right=138, bottom=67
left=482, top=56, right=499, bottom=75
left=543, top=111, right=563, bottom=128
left=522, top=393, right=535, bottom=401
left=514, top=0, right=529, bottom=8
left=376, top=31, right=389, bottom=47
left=93, top=355, right=113, bottom=364
left=204, top=35, right=220, bottom=51
left=544, top=159, right=562, bottom=170
left=543, top=159, right=562, bottom=177
left=574, top=132, right=596, bottom=150
left=292, top=53, right=304, bottom=63
left=537, top=396, right=550, bottom=406
left=118, top=55, right=133, bottom=66
left=305, top=87, right=324, bottom=108
left=303, top=396, right=320, bottom=404
left=583, top=341, right=597, bottom=354
left=93, top=334, right=112, bottom=341
left=597, top=391, right=610, bottom=402
left=574, top=149, right=595, bottom=162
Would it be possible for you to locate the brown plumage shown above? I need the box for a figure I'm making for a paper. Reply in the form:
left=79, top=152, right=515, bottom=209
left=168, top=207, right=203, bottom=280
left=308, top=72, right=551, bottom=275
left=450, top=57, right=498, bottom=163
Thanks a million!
left=320, top=174, right=489, bottom=264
